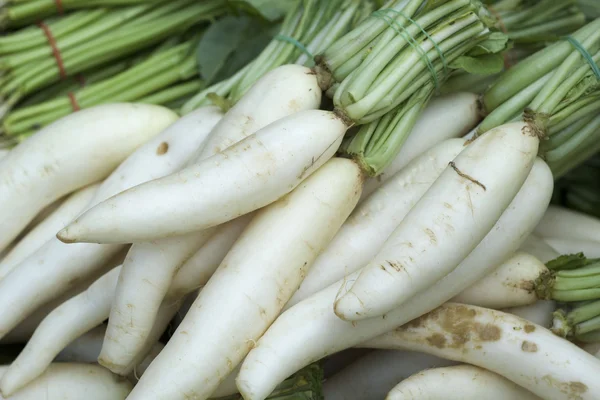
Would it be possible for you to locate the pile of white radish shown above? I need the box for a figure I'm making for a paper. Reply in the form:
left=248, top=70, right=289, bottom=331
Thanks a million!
left=1, top=62, right=600, bottom=400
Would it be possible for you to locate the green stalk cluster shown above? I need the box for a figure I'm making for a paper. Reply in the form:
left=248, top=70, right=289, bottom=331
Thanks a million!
left=532, top=253, right=600, bottom=342
left=214, top=364, right=324, bottom=400
left=484, top=0, right=585, bottom=47
left=0, top=0, right=162, bottom=29
left=3, top=35, right=202, bottom=139
left=181, top=0, right=367, bottom=114
left=317, top=0, right=496, bottom=124
left=478, top=18, right=600, bottom=177
left=0, top=0, right=226, bottom=117
left=328, top=0, right=508, bottom=175
left=442, top=0, right=587, bottom=94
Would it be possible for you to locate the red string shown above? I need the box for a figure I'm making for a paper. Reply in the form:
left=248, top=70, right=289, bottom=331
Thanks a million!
left=37, top=22, right=67, bottom=79
left=488, top=6, right=514, bottom=70
left=54, top=0, right=64, bottom=15
left=68, top=92, right=80, bottom=112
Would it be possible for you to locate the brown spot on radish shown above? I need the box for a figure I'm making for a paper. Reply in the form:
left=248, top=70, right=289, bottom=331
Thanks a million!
left=426, top=333, right=447, bottom=348
left=443, top=202, right=453, bottom=209
left=156, top=142, right=169, bottom=155
left=542, top=375, right=588, bottom=397
left=477, top=324, right=501, bottom=341
left=409, top=305, right=501, bottom=348
left=521, top=341, right=538, bottom=352
left=569, top=382, right=588, bottom=394
left=386, top=260, right=403, bottom=272
left=524, top=324, right=536, bottom=333
left=425, top=228, right=437, bottom=245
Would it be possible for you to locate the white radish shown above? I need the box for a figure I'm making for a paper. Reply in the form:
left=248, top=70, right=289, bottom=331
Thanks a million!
left=120, top=300, right=181, bottom=378
left=130, top=342, right=165, bottom=381
left=288, top=138, right=466, bottom=307
left=451, top=251, right=547, bottom=309
left=520, top=234, right=560, bottom=263
left=0, top=363, right=132, bottom=399
left=168, top=216, right=253, bottom=298
left=0, top=277, right=103, bottom=345
left=105, top=216, right=253, bottom=376
left=237, top=158, right=553, bottom=400
left=99, top=230, right=216, bottom=372
left=334, top=122, right=539, bottom=321
left=0, top=149, right=9, bottom=161
left=59, top=110, right=348, bottom=244
left=0, top=183, right=99, bottom=280
left=20, top=197, right=65, bottom=239
left=361, top=92, right=480, bottom=199
left=0, top=107, right=220, bottom=340
left=386, top=364, right=541, bottom=400
left=364, top=303, right=600, bottom=400
left=504, top=301, right=557, bottom=328
left=0, top=103, right=178, bottom=253
left=544, top=238, right=600, bottom=259
left=130, top=158, right=363, bottom=400
left=535, top=205, right=600, bottom=242
left=323, top=350, right=455, bottom=400
left=189, top=64, right=321, bottom=161
left=0, top=266, right=122, bottom=396
left=102, top=82, right=297, bottom=372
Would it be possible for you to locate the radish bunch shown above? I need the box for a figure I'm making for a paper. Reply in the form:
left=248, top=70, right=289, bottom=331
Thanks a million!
left=0, top=2, right=599, bottom=399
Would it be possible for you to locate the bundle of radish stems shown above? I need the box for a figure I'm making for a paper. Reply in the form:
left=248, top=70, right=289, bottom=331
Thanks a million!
left=0, top=0, right=600, bottom=399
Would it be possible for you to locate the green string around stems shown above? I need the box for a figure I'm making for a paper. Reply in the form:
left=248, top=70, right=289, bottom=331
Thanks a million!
left=565, top=35, right=600, bottom=80
left=274, top=34, right=314, bottom=60
left=371, top=8, right=448, bottom=93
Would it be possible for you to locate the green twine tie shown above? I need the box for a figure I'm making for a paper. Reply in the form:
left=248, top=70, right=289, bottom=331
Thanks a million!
left=275, top=34, right=314, bottom=60
left=565, top=35, right=600, bottom=80
left=372, top=8, right=448, bottom=93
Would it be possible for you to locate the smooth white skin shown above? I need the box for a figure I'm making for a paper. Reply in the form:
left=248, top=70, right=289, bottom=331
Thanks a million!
left=168, top=216, right=253, bottom=298
left=130, top=158, right=363, bottom=400
left=504, top=300, right=557, bottom=329
left=0, top=364, right=132, bottom=400
left=60, top=110, right=347, bottom=244
left=121, top=300, right=181, bottom=377
left=0, top=266, right=122, bottom=396
left=386, top=364, right=541, bottom=400
left=288, top=139, right=466, bottom=307
left=237, top=158, right=553, bottom=400
left=0, top=109, right=217, bottom=341
left=323, top=350, right=455, bottom=400
left=99, top=229, right=216, bottom=372
left=365, top=303, right=600, bottom=400
left=451, top=251, right=548, bottom=309
left=108, top=216, right=252, bottom=377
left=335, top=122, right=539, bottom=320
left=535, top=205, right=600, bottom=242
left=0, top=103, right=178, bottom=253
left=0, top=271, right=106, bottom=345
left=190, top=64, right=321, bottom=162
left=361, top=92, right=481, bottom=199
left=543, top=238, right=600, bottom=259
left=520, top=234, right=560, bottom=263
left=0, top=183, right=99, bottom=280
